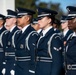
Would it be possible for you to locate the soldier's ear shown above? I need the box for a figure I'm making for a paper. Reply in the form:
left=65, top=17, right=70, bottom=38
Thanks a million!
left=0, top=20, right=4, bottom=25
left=27, top=15, right=32, bottom=22
left=23, top=15, right=29, bottom=21
left=13, top=18, right=17, bottom=23
left=48, top=18, right=52, bottom=24
left=73, top=18, right=76, bottom=23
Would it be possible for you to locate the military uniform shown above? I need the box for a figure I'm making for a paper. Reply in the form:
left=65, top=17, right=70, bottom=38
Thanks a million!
left=60, top=16, right=73, bottom=43
left=0, top=29, right=9, bottom=75
left=65, top=6, right=76, bottom=75
left=35, top=7, right=63, bottom=75
left=0, top=26, right=6, bottom=75
left=65, top=32, right=76, bottom=75
left=4, top=26, right=19, bottom=75
left=15, top=7, right=39, bottom=75
left=0, top=14, right=6, bottom=75
left=1, top=10, right=19, bottom=75
left=0, top=26, right=6, bottom=34
left=60, top=15, right=73, bottom=75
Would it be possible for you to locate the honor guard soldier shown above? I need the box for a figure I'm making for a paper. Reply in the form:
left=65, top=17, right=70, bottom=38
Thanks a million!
left=60, top=15, right=73, bottom=46
left=14, top=7, right=39, bottom=75
left=35, top=7, right=63, bottom=75
left=0, top=14, right=6, bottom=34
left=1, top=9, right=19, bottom=75
left=65, top=6, right=76, bottom=75
left=60, top=15, right=73, bottom=75
left=53, top=18, right=61, bottom=33
left=0, top=14, right=6, bottom=75
left=31, top=18, right=40, bottom=32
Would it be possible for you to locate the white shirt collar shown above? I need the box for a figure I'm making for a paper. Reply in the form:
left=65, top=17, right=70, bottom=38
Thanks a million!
left=0, top=26, right=3, bottom=30
left=10, top=25, right=16, bottom=32
left=22, top=24, right=30, bottom=33
left=42, top=26, right=53, bottom=36
left=37, top=29, right=42, bottom=33
left=63, top=29, right=69, bottom=37
left=72, top=32, right=76, bottom=37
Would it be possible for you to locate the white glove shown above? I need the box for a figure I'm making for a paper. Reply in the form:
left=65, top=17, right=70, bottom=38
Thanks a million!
left=29, top=70, right=35, bottom=73
left=3, top=62, right=6, bottom=65
left=2, top=68, right=6, bottom=75
left=10, top=70, right=15, bottom=75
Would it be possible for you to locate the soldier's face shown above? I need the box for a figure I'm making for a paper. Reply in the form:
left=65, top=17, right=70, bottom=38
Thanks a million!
left=61, top=21, right=68, bottom=30
left=0, top=20, right=4, bottom=27
left=6, top=18, right=16, bottom=26
left=38, top=17, right=51, bottom=29
left=32, top=23, right=40, bottom=31
left=68, top=18, right=76, bottom=31
left=17, top=16, right=28, bottom=27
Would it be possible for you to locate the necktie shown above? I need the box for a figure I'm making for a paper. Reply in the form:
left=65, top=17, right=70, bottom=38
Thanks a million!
left=37, top=30, right=43, bottom=48
left=39, top=30, right=43, bottom=37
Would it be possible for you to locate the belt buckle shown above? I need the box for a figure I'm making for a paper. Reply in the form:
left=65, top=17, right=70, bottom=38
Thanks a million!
left=36, top=57, right=39, bottom=61
left=5, top=52, right=8, bottom=56
left=15, top=57, right=17, bottom=61
left=36, top=56, right=40, bottom=61
left=67, top=64, right=72, bottom=70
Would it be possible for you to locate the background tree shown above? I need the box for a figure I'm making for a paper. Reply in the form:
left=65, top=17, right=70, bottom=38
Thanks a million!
left=15, top=0, right=38, bottom=17
left=15, top=0, right=65, bottom=19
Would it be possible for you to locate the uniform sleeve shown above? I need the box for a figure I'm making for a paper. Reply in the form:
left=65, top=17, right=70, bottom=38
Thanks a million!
left=28, top=32, right=39, bottom=75
left=51, top=35, right=64, bottom=75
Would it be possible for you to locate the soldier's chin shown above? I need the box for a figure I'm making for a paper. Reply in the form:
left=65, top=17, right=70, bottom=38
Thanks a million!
left=17, top=23, right=20, bottom=26
left=68, top=26, right=73, bottom=30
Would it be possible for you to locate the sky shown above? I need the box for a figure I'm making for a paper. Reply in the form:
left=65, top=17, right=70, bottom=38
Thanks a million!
left=39, top=0, right=76, bottom=13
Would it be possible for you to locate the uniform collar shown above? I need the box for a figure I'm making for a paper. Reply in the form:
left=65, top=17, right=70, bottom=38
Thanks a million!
left=37, top=29, right=42, bottom=33
left=63, top=29, right=69, bottom=37
left=72, top=32, right=76, bottom=37
left=10, top=25, right=16, bottom=32
left=42, top=26, right=53, bottom=37
left=21, top=24, right=30, bottom=33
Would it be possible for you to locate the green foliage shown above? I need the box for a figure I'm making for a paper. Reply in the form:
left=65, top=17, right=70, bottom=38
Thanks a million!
left=38, top=2, right=48, bottom=8
left=50, top=2, right=64, bottom=19
left=15, top=0, right=38, bottom=17
left=15, top=0, right=65, bottom=19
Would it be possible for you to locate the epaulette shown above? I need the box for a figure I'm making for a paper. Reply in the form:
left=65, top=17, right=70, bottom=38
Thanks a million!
left=0, top=30, right=9, bottom=47
left=47, top=33, right=58, bottom=58
left=67, top=33, right=73, bottom=41
left=54, top=34, right=61, bottom=39
left=25, top=31, right=38, bottom=50
left=12, top=30, right=21, bottom=48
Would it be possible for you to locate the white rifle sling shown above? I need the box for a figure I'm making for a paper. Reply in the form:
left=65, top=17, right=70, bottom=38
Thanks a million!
left=0, top=30, right=8, bottom=47
left=25, top=31, right=38, bottom=50
left=47, top=33, right=57, bottom=59
left=12, top=30, right=20, bottom=48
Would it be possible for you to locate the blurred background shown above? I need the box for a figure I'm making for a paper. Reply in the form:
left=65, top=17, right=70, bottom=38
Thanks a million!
left=0, top=0, right=76, bottom=20
left=15, top=0, right=76, bottom=19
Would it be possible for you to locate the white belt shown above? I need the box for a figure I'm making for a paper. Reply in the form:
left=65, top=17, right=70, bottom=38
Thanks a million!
left=0, top=48, right=3, bottom=52
left=67, top=64, right=76, bottom=70
left=5, top=52, right=15, bottom=56
left=15, top=56, right=31, bottom=61
left=16, top=59, right=31, bottom=61
left=36, top=56, right=52, bottom=62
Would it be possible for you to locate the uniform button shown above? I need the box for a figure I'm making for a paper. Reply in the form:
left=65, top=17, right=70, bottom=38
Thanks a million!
left=5, top=60, right=7, bottom=62
left=15, top=57, right=17, bottom=61
left=6, top=46, right=8, bottom=48
left=14, top=64, right=16, bottom=66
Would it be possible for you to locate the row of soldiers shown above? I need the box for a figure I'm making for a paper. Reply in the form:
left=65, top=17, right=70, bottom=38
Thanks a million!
left=0, top=6, right=76, bottom=75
